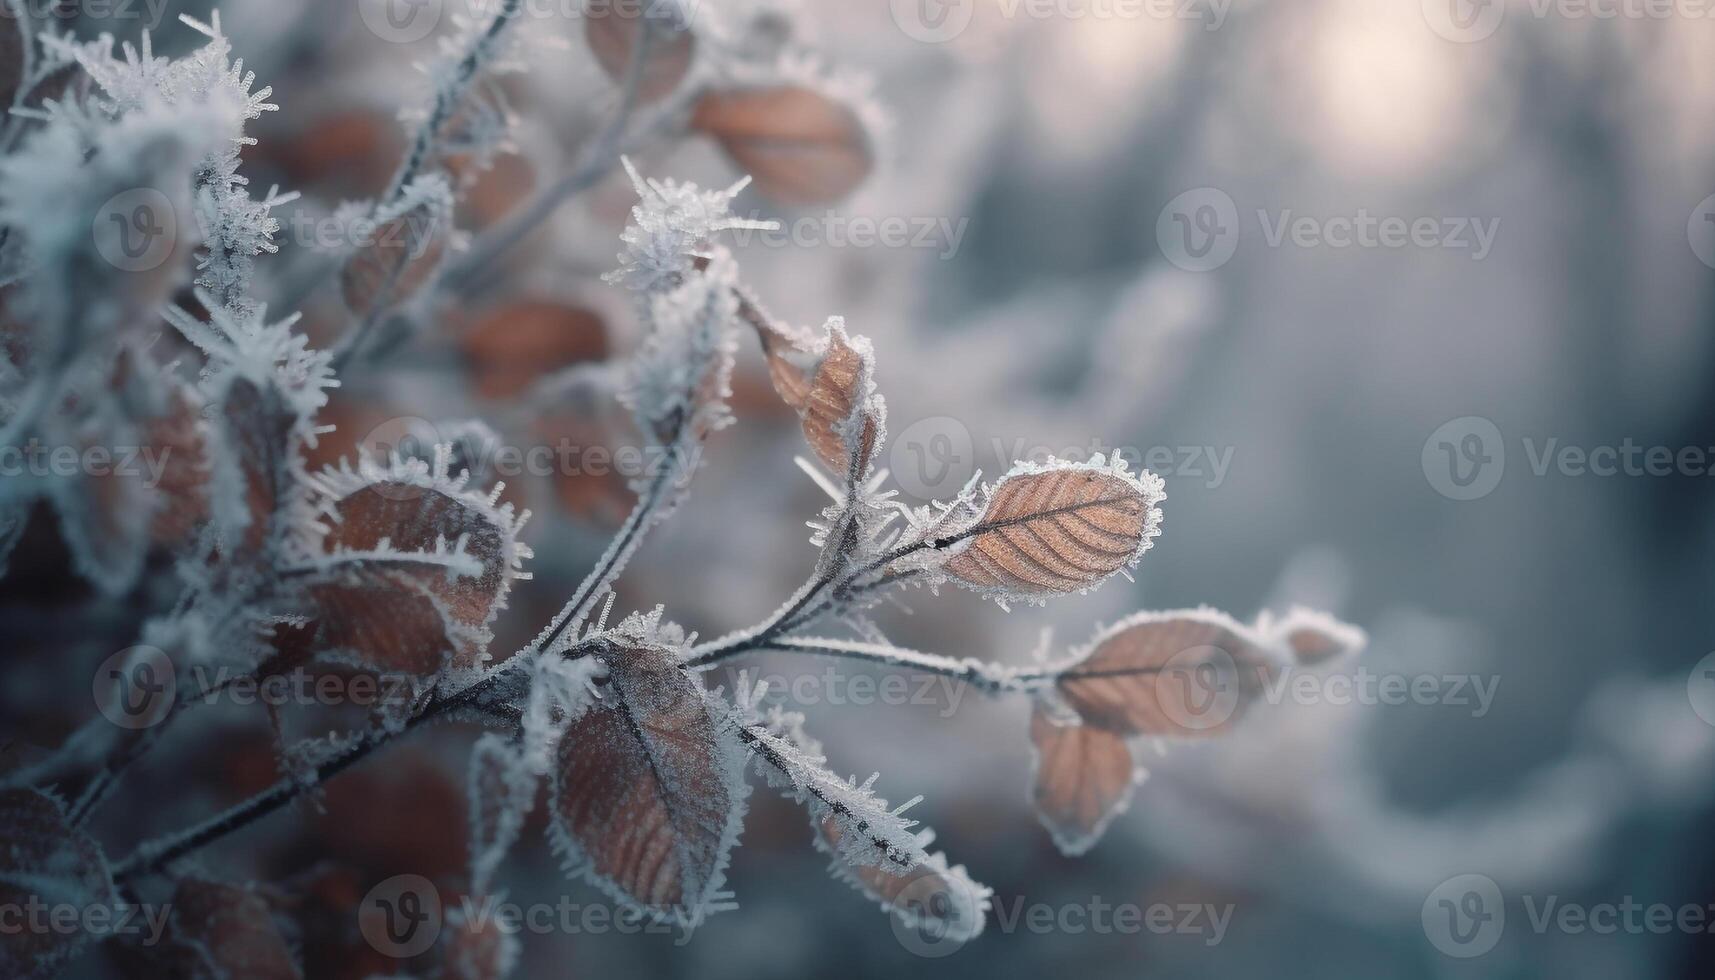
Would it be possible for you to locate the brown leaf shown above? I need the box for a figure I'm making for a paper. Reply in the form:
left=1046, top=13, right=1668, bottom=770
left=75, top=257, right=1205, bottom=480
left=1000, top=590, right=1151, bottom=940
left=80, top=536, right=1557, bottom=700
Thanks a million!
left=269, top=109, right=405, bottom=201
left=341, top=187, right=452, bottom=319
left=44, top=412, right=155, bottom=595
left=585, top=3, right=695, bottom=104
left=162, top=879, right=302, bottom=980
left=212, top=375, right=296, bottom=563
left=938, top=461, right=1162, bottom=600
left=0, top=789, right=116, bottom=980
left=459, top=300, right=609, bottom=400
left=816, top=814, right=988, bottom=944
left=1028, top=702, right=1141, bottom=856
left=799, top=321, right=880, bottom=478
left=691, top=86, right=873, bottom=206
left=299, top=570, right=476, bottom=678
left=549, top=644, right=746, bottom=924
left=323, top=481, right=521, bottom=634
left=1055, top=610, right=1270, bottom=738
left=147, top=381, right=210, bottom=547
left=1266, top=607, right=1367, bottom=666
left=740, top=298, right=880, bottom=479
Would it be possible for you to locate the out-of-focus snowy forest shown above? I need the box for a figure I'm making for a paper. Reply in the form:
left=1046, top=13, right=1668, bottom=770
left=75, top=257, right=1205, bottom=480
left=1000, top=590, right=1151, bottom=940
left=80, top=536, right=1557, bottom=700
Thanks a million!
left=3, top=0, right=1714, bottom=977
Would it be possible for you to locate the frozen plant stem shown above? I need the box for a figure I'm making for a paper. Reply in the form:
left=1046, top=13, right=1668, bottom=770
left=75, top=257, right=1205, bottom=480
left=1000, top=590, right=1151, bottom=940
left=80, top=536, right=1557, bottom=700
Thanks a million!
left=329, top=0, right=524, bottom=368
left=447, top=17, right=675, bottom=291
left=110, top=663, right=525, bottom=882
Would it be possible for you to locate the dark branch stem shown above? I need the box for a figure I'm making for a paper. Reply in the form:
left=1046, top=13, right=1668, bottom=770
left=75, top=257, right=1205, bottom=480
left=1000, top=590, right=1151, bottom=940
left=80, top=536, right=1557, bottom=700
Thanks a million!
left=109, top=663, right=525, bottom=881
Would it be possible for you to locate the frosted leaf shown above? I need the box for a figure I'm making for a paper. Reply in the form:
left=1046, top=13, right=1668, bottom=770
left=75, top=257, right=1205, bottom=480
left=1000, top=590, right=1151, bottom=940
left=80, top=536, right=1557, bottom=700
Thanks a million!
left=1028, top=701, right=1144, bottom=857
left=548, top=642, right=748, bottom=930
left=814, top=816, right=990, bottom=946
left=284, top=570, right=483, bottom=680
left=16, top=16, right=288, bottom=322
left=467, top=734, right=537, bottom=896
left=1052, top=607, right=1272, bottom=739
left=201, top=372, right=298, bottom=565
left=892, top=454, right=1165, bottom=605
left=1257, top=605, right=1368, bottom=666
left=0, top=90, right=229, bottom=333
left=1025, top=605, right=1364, bottom=851
left=312, top=447, right=532, bottom=642
left=166, top=296, right=336, bottom=424
left=760, top=316, right=883, bottom=484
left=41, top=406, right=155, bottom=596
left=735, top=719, right=924, bottom=873
left=730, top=698, right=989, bottom=938
left=690, top=82, right=876, bottom=206
left=1050, top=606, right=1365, bottom=738
left=620, top=251, right=740, bottom=451
left=585, top=0, right=696, bottom=104
left=145, top=378, right=210, bottom=547
left=0, top=788, right=117, bottom=980
left=157, top=878, right=301, bottom=980
left=340, top=174, right=454, bottom=319
left=603, top=158, right=775, bottom=295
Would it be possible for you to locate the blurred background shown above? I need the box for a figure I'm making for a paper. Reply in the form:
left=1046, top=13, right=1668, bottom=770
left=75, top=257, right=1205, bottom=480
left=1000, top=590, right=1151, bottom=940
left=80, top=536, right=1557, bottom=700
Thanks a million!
left=4, top=0, right=1715, bottom=977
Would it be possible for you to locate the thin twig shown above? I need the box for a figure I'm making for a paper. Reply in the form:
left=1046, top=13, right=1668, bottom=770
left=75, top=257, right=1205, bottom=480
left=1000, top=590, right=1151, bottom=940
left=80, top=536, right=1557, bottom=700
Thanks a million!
left=445, top=21, right=691, bottom=291
left=110, top=660, right=528, bottom=881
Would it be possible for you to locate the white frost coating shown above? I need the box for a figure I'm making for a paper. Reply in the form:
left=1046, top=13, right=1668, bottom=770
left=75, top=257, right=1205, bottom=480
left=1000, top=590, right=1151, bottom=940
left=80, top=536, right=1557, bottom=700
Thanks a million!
left=467, top=733, right=538, bottom=896
left=604, top=157, right=778, bottom=295
left=1256, top=605, right=1369, bottom=664
left=730, top=699, right=927, bottom=873
left=728, top=685, right=991, bottom=939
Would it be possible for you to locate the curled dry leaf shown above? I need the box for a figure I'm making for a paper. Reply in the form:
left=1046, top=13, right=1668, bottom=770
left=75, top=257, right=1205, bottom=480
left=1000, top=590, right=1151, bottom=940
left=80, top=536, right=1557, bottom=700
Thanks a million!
left=800, top=322, right=880, bottom=479
left=815, top=814, right=989, bottom=945
left=160, top=878, right=302, bottom=980
left=585, top=2, right=696, bottom=104
left=0, top=789, right=117, bottom=980
left=690, top=87, right=873, bottom=206
left=549, top=644, right=747, bottom=927
left=459, top=300, right=609, bottom=400
left=914, top=457, right=1164, bottom=602
left=749, top=309, right=881, bottom=480
left=1028, top=702, right=1143, bottom=856
left=341, top=178, right=453, bottom=319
